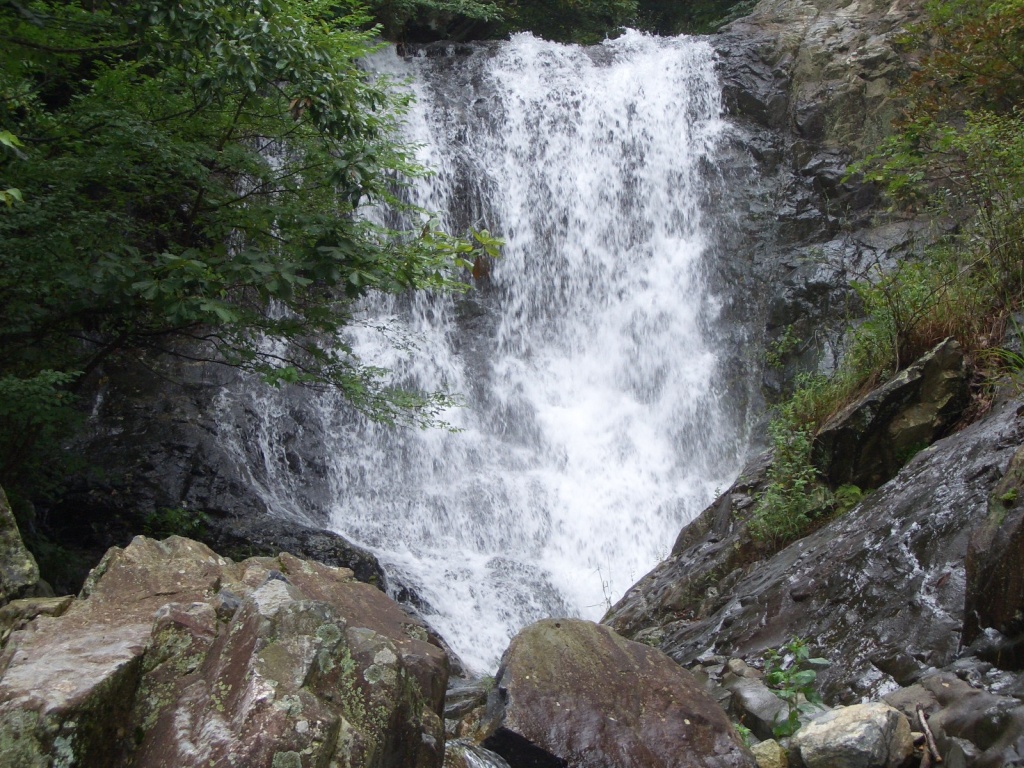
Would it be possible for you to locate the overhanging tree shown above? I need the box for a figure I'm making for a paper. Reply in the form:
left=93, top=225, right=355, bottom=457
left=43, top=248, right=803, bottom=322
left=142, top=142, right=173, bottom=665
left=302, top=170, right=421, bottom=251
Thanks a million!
left=0, top=0, right=497, bottom=492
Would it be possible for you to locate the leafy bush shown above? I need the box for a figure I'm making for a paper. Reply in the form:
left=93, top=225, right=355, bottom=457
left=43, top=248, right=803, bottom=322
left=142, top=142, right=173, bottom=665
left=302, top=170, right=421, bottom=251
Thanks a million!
left=142, top=507, right=210, bottom=539
left=748, top=394, right=834, bottom=548
left=0, top=0, right=495, bottom=430
left=762, top=638, right=830, bottom=738
left=0, top=371, right=80, bottom=499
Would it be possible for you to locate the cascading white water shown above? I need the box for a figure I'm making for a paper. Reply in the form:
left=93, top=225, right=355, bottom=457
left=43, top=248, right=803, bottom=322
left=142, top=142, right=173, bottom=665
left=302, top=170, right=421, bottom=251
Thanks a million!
left=218, top=31, right=747, bottom=673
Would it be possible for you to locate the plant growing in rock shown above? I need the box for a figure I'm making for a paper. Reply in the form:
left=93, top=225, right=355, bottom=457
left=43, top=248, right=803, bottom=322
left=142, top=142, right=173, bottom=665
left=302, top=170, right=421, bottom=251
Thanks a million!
left=748, top=396, right=833, bottom=548
left=762, top=637, right=830, bottom=738
left=142, top=507, right=210, bottom=540
left=734, top=722, right=753, bottom=748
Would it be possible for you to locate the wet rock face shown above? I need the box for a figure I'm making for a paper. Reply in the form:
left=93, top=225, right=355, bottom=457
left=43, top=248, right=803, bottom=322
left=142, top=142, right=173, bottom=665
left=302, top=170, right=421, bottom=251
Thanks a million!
left=0, top=536, right=449, bottom=768
left=964, top=443, right=1024, bottom=665
left=706, top=0, right=930, bottom=404
left=49, top=355, right=387, bottom=596
left=607, top=395, right=1024, bottom=705
left=484, top=619, right=755, bottom=768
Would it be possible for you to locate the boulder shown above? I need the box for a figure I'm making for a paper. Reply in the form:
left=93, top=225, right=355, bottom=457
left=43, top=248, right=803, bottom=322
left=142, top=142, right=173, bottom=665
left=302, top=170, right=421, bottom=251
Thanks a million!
left=789, top=703, right=912, bottom=768
left=814, top=338, right=969, bottom=490
left=0, top=535, right=449, bottom=767
left=0, top=487, right=40, bottom=605
left=723, top=675, right=788, bottom=742
left=483, top=618, right=755, bottom=768
left=0, top=596, right=73, bottom=648
left=750, top=739, right=787, bottom=768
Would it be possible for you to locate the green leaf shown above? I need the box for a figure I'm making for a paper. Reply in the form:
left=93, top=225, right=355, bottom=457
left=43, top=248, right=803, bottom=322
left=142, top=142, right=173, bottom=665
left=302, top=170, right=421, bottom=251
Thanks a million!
left=789, top=670, right=817, bottom=687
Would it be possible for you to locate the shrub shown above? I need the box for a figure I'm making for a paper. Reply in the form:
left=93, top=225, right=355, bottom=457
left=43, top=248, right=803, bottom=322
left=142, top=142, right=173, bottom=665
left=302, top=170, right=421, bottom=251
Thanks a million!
left=748, top=397, right=834, bottom=549
left=762, top=637, right=830, bottom=738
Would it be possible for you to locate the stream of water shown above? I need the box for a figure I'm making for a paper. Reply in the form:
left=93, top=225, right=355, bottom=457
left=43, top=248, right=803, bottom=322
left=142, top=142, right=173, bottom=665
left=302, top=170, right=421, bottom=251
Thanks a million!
left=219, top=31, right=747, bottom=672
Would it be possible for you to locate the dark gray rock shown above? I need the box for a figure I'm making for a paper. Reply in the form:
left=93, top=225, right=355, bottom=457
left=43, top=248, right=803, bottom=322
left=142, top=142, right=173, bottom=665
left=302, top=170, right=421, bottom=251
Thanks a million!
left=722, top=675, right=788, bottom=741
left=885, top=672, right=1024, bottom=768
left=706, top=0, right=933, bottom=406
left=202, top=514, right=387, bottom=591
left=964, top=442, right=1024, bottom=666
left=445, top=676, right=504, bottom=743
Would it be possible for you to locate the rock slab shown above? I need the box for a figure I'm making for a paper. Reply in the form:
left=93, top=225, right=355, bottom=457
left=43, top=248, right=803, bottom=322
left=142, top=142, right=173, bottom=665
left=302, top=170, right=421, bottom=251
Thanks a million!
left=0, top=535, right=449, bottom=768
left=485, top=618, right=755, bottom=768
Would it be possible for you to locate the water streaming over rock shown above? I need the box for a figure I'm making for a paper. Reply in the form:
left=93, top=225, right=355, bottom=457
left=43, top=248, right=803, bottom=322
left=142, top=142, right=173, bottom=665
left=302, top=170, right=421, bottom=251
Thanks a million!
left=217, top=31, right=749, bottom=672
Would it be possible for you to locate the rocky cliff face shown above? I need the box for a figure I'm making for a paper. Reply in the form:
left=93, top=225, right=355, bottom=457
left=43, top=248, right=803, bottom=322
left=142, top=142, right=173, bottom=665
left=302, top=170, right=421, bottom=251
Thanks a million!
left=706, top=0, right=925, bottom=400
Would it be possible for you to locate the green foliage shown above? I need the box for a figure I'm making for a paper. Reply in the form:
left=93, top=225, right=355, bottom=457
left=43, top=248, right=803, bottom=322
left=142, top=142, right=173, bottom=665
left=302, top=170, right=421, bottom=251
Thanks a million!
left=748, top=395, right=833, bottom=548
left=764, top=325, right=803, bottom=369
left=369, top=0, right=754, bottom=42
left=734, top=722, right=753, bottom=748
left=762, top=638, right=830, bottom=739
left=833, top=483, right=863, bottom=514
left=0, top=129, right=23, bottom=206
left=370, top=0, right=504, bottom=41
left=142, top=507, right=210, bottom=539
left=0, top=0, right=500, bottom=492
left=632, top=0, right=753, bottom=34
left=0, top=371, right=81, bottom=499
left=501, top=0, right=638, bottom=44
left=846, top=0, right=1024, bottom=371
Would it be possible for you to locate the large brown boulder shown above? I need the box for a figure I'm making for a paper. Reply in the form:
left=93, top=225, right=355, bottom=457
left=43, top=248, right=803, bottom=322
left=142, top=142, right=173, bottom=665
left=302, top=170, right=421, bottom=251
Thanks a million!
left=0, top=536, right=449, bottom=767
left=483, top=619, right=755, bottom=768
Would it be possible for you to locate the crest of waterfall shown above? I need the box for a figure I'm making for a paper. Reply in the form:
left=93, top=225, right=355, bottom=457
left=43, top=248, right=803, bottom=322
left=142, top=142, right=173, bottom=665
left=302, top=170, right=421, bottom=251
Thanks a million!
left=217, top=31, right=747, bottom=672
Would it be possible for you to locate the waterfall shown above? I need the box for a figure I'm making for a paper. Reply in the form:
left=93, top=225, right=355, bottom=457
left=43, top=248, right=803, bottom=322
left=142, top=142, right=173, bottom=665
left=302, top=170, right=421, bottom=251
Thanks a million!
left=217, top=31, right=747, bottom=673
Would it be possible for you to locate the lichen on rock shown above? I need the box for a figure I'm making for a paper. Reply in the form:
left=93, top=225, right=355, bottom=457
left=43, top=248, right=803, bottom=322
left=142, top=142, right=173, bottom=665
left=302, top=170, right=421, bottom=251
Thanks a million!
left=0, top=536, right=450, bottom=768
